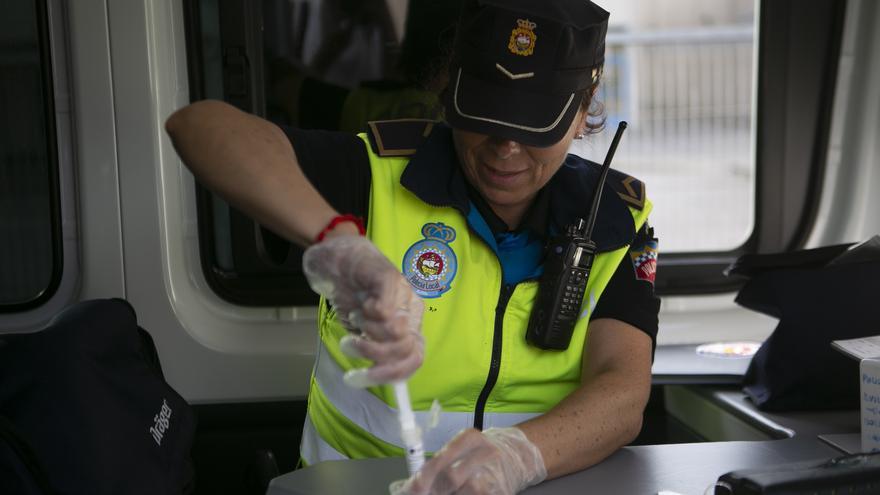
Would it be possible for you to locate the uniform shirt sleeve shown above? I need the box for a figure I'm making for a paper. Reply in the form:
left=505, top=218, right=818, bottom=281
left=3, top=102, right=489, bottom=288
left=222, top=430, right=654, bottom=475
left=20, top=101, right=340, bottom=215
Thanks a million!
left=280, top=126, right=372, bottom=221
left=590, top=223, right=660, bottom=354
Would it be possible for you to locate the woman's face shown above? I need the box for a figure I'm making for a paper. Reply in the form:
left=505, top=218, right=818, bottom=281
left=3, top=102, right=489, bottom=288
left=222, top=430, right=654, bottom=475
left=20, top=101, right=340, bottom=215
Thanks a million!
left=452, top=108, right=585, bottom=226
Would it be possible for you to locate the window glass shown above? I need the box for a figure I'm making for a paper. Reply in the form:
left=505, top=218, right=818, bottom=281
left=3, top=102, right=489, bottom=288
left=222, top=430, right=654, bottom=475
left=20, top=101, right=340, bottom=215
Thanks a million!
left=574, top=0, right=757, bottom=253
left=188, top=0, right=433, bottom=305
left=259, top=0, right=758, bottom=254
left=0, top=0, right=60, bottom=309
left=263, top=0, right=452, bottom=131
left=186, top=0, right=758, bottom=304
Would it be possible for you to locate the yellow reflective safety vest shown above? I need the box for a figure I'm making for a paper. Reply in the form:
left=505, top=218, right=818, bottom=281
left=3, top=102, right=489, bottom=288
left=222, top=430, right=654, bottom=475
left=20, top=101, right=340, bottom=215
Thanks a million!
left=300, top=122, right=652, bottom=464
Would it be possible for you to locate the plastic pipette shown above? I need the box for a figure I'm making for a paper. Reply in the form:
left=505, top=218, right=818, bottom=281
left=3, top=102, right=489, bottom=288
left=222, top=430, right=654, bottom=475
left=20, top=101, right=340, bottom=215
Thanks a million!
left=392, top=381, right=425, bottom=475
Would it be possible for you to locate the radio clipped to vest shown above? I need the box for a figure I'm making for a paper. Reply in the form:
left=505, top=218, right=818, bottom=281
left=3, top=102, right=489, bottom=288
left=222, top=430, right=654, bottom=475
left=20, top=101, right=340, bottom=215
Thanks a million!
left=526, top=122, right=628, bottom=350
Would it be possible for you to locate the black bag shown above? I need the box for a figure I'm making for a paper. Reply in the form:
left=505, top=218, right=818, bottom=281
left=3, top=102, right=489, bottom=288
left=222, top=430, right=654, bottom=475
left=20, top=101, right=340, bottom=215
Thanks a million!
left=727, top=236, right=880, bottom=411
left=716, top=452, right=880, bottom=494
left=0, top=299, right=196, bottom=494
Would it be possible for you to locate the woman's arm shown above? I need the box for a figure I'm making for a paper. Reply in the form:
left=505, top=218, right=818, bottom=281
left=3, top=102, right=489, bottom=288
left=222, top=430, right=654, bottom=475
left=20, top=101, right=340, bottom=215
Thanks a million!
left=393, top=318, right=653, bottom=494
left=167, top=100, right=423, bottom=384
left=518, top=317, right=653, bottom=478
left=164, top=99, right=358, bottom=245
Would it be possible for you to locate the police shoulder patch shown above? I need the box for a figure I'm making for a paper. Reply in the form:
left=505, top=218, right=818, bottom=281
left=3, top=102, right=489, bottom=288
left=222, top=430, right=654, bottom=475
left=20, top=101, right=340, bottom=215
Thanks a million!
left=366, top=119, right=436, bottom=157
left=629, top=238, right=658, bottom=285
left=606, top=169, right=646, bottom=211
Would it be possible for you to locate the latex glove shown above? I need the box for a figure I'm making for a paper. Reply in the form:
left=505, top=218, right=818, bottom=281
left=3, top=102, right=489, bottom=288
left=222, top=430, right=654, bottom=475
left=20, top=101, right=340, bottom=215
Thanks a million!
left=303, top=235, right=424, bottom=387
left=389, top=427, right=547, bottom=495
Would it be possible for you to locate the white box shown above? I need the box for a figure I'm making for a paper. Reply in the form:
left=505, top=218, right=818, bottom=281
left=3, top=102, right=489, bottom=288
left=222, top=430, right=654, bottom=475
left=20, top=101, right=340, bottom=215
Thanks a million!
left=860, top=358, right=880, bottom=452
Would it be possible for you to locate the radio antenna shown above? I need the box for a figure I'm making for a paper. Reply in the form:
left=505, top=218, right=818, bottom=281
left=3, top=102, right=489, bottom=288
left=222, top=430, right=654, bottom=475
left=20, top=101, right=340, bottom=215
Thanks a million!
left=583, top=121, right=627, bottom=240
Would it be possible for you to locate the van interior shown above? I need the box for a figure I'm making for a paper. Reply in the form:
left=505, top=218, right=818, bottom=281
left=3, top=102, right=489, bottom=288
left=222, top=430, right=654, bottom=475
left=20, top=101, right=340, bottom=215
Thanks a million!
left=2, top=0, right=880, bottom=493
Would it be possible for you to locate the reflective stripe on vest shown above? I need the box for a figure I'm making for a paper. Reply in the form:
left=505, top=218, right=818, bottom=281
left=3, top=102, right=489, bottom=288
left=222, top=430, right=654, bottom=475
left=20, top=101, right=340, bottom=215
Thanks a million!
left=300, top=414, right=347, bottom=465
left=301, top=342, right=541, bottom=462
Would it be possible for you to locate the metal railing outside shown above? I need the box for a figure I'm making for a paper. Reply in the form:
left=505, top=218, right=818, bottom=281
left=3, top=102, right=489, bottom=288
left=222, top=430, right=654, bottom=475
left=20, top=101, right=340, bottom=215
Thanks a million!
left=572, top=25, right=756, bottom=252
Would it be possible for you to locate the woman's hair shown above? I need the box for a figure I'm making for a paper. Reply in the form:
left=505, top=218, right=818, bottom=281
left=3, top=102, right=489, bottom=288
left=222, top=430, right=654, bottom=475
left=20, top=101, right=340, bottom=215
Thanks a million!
left=579, top=65, right=606, bottom=135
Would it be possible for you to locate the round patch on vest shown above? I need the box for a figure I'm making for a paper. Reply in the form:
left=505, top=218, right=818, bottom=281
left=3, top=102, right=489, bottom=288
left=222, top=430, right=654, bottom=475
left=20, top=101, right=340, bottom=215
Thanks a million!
left=402, top=223, right=458, bottom=298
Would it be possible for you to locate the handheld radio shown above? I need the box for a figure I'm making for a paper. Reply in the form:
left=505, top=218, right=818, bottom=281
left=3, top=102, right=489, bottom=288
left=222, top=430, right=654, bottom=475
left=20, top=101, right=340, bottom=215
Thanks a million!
left=526, top=122, right=628, bottom=350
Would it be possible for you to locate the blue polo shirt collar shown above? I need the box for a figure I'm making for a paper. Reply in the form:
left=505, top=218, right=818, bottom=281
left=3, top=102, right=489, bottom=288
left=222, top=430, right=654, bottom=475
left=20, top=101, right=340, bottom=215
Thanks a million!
left=399, top=123, right=636, bottom=253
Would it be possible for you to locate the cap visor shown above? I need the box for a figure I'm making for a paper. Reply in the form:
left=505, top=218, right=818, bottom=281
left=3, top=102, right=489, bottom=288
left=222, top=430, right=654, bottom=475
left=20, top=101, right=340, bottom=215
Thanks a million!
left=444, top=68, right=584, bottom=147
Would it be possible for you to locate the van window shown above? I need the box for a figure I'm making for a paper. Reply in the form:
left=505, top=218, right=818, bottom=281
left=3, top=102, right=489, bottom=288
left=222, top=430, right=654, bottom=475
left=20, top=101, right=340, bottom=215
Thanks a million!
left=182, top=0, right=842, bottom=304
left=576, top=0, right=756, bottom=253
left=0, top=0, right=61, bottom=311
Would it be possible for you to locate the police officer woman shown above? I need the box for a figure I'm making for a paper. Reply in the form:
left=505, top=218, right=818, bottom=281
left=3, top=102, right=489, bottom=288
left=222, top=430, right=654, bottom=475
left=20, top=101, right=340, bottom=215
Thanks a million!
left=166, top=1, right=660, bottom=493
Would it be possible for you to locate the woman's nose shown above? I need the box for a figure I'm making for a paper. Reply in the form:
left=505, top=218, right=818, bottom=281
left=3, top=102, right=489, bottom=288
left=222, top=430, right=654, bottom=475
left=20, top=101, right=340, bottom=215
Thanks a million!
left=490, top=137, right=521, bottom=159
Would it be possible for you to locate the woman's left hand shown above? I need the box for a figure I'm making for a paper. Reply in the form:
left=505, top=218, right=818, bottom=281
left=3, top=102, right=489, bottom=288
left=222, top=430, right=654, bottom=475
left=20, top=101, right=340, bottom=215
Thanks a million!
left=390, top=427, right=546, bottom=495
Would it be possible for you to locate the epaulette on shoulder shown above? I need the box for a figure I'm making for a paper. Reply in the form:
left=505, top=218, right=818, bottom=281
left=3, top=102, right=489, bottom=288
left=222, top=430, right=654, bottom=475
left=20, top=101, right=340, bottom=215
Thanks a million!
left=606, top=168, right=646, bottom=211
left=366, top=119, right=436, bottom=157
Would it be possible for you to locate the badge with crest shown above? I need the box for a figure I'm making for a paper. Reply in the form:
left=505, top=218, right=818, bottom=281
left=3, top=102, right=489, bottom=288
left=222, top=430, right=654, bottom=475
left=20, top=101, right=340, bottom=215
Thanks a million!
left=508, top=19, right=537, bottom=56
left=402, top=223, right=458, bottom=298
left=629, top=239, right=658, bottom=285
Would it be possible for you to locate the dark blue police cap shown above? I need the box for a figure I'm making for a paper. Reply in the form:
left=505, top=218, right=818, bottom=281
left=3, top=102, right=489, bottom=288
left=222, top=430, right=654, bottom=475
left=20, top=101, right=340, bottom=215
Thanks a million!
left=444, top=0, right=609, bottom=147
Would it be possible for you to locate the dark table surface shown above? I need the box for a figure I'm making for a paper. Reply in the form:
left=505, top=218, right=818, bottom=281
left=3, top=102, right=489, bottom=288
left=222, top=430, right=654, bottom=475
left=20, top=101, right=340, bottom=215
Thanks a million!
left=267, top=381, right=861, bottom=495
left=267, top=437, right=844, bottom=494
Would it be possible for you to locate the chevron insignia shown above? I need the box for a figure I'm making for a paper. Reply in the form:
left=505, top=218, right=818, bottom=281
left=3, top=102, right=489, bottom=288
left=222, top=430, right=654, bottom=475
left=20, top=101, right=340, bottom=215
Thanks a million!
left=606, top=170, right=645, bottom=211
left=366, top=119, right=436, bottom=157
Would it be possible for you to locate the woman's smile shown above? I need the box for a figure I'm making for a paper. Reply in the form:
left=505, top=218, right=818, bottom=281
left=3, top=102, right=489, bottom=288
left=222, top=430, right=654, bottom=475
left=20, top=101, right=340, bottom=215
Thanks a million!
left=478, top=161, right=528, bottom=187
left=452, top=107, right=585, bottom=228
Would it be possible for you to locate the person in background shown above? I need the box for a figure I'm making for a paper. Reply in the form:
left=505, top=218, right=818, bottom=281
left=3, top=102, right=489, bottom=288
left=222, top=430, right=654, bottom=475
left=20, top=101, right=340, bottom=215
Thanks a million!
left=166, top=0, right=660, bottom=493
left=269, top=0, right=462, bottom=133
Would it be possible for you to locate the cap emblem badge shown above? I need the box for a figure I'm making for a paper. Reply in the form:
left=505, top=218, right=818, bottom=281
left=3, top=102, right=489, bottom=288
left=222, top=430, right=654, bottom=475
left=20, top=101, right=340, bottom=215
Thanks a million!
left=402, top=222, right=458, bottom=298
left=508, top=19, right=537, bottom=57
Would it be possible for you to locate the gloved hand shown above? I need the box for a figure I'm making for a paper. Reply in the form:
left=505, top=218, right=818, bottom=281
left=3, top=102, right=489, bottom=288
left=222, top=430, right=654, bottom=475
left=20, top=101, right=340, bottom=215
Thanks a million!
left=303, top=235, right=424, bottom=387
left=389, top=427, right=547, bottom=495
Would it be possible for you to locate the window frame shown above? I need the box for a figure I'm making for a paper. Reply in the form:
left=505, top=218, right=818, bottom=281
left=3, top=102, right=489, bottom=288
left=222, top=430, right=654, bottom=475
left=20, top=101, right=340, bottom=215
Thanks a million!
left=654, top=0, right=847, bottom=295
left=181, top=0, right=847, bottom=304
left=0, top=0, right=64, bottom=313
left=184, top=0, right=320, bottom=306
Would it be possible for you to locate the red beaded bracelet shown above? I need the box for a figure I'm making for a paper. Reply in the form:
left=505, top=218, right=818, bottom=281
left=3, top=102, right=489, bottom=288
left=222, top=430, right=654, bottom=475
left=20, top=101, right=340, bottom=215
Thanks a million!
left=315, top=214, right=365, bottom=242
